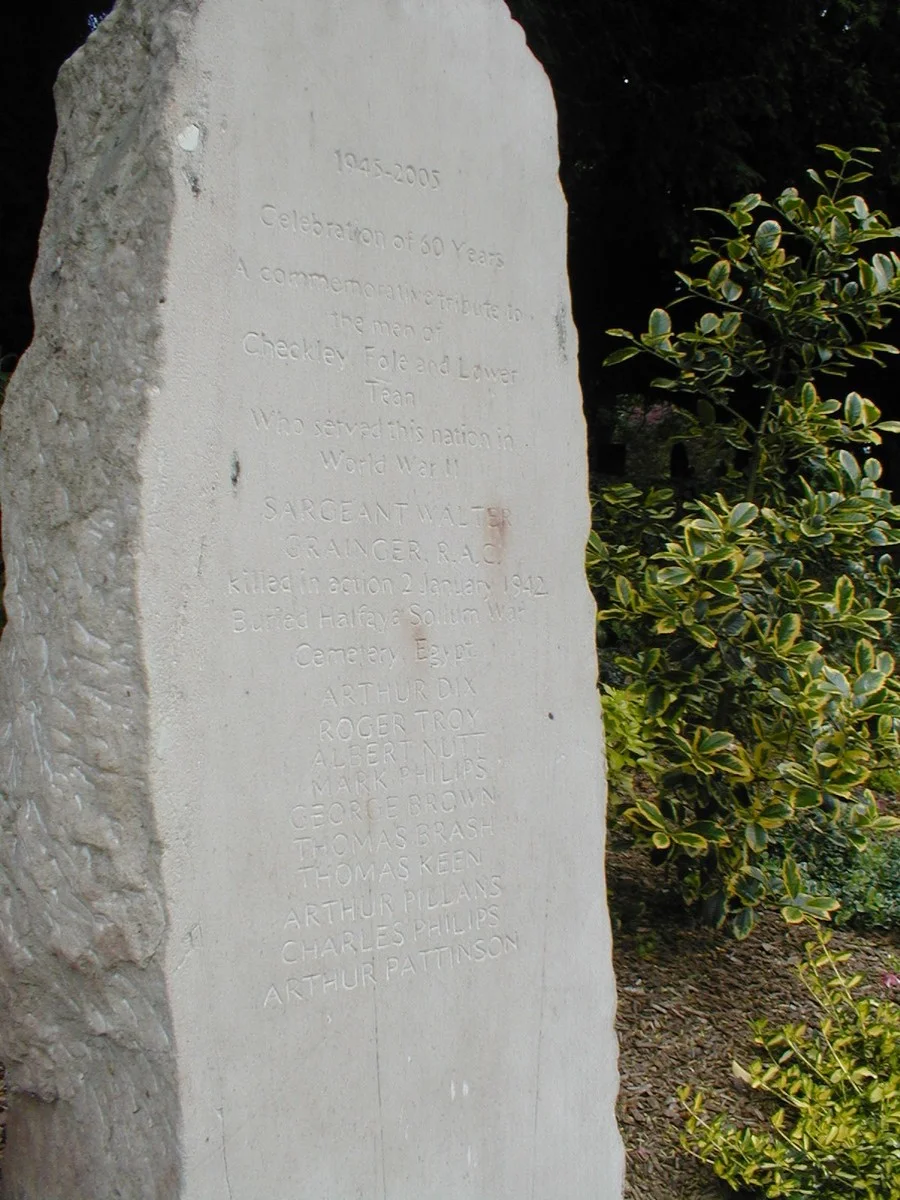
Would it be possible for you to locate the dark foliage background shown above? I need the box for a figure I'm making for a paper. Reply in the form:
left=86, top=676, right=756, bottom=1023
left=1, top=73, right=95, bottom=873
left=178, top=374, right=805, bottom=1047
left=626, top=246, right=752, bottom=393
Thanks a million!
left=1, top=2, right=100, bottom=364
left=506, top=0, right=900, bottom=474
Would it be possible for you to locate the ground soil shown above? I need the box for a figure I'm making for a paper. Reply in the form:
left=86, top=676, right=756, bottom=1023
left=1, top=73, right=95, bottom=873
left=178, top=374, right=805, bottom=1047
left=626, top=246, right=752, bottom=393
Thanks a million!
left=610, top=841, right=900, bottom=1199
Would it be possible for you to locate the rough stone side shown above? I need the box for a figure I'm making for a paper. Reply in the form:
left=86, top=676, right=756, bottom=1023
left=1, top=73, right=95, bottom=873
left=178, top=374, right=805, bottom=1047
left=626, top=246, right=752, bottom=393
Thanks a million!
left=0, top=3, right=197, bottom=1195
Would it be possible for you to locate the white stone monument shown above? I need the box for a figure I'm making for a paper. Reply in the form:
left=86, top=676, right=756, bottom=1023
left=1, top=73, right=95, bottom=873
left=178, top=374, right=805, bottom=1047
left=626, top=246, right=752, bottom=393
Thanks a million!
left=0, top=1, right=623, bottom=1196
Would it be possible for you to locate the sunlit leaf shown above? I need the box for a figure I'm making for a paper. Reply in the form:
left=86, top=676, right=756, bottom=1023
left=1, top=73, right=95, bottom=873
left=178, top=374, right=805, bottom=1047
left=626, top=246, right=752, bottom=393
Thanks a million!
left=648, top=307, right=672, bottom=337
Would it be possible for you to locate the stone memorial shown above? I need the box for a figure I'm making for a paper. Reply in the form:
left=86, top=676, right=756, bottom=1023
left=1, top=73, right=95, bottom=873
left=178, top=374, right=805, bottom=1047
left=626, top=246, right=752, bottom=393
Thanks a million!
left=0, top=0, right=623, bottom=1196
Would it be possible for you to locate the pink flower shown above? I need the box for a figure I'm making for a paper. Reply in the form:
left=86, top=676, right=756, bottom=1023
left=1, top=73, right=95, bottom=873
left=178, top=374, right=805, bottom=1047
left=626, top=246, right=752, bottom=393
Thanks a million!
left=881, top=970, right=900, bottom=990
left=645, top=404, right=671, bottom=427
left=623, top=402, right=672, bottom=429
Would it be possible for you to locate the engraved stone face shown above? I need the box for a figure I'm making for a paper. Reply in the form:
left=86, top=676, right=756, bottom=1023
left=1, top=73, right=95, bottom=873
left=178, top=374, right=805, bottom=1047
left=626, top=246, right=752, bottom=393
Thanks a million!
left=0, top=1, right=622, bottom=1196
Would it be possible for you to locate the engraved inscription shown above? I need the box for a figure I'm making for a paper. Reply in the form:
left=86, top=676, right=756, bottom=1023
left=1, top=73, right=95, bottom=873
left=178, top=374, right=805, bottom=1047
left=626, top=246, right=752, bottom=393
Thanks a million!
left=259, top=204, right=505, bottom=269
left=261, top=206, right=386, bottom=249
left=223, top=141, right=552, bottom=1013
left=334, top=149, right=441, bottom=190
left=244, top=258, right=526, bottom=323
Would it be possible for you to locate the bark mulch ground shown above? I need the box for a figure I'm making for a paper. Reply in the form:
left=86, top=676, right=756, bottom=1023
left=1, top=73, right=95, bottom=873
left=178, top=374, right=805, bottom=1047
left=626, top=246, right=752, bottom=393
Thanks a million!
left=610, top=843, right=900, bottom=1199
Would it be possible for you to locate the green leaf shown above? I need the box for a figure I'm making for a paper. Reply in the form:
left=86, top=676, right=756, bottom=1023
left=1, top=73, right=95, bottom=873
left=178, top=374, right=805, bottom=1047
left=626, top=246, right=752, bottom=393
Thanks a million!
left=698, top=731, right=735, bottom=754
left=793, top=787, right=823, bottom=810
left=869, top=815, right=900, bottom=833
left=852, top=669, right=886, bottom=696
left=801, top=895, right=840, bottom=918
left=648, top=308, right=672, bottom=337
left=698, top=313, right=719, bottom=334
left=614, top=576, right=635, bottom=607
left=839, top=449, right=861, bottom=483
left=782, top=856, right=802, bottom=898
left=855, top=639, right=876, bottom=674
left=745, top=822, right=768, bottom=852
left=697, top=397, right=716, bottom=426
left=604, top=345, right=642, bottom=366
left=645, top=685, right=669, bottom=717
left=656, top=566, right=693, bottom=586
left=672, top=831, right=708, bottom=853
left=834, top=575, right=855, bottom=615
left=632, top=799, right=668, bottom=830
left=781, top=905, right=806, bottom=924
left=726, top=239, right=750, bottom=262
left=758, top=801, right=792, bottom=827
left=754, top=219, right=782, bottom=255
left=773, top=614, right=801, bottom=653
left=830, top=212, right=851, bottom=245
left=858, top=607, right=891, bottom=622
left=715, top=752, right=753, bottom=779
left=696, top=892, right=727, bottom=928
left=727, top=502, right=758, bottom=531
left=691, top=625, right=717, bottom=648
left=823, top=666, right=850, bottom=696
left=732, top=907, right=757, bottom=940
left=686, top=821, right=730, bottom=844
left=845, top=391, right=864, bottom=425
left=873, top=252, right=896, bottom=290
left=708, top=260, right=731, bottom=287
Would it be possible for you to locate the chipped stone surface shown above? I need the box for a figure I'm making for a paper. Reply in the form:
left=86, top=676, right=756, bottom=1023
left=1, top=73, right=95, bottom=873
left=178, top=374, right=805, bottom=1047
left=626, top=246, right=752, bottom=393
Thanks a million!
left=0, top=2, right=622, bottom=1197
left=0, top=3, right=194, bottom=1196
